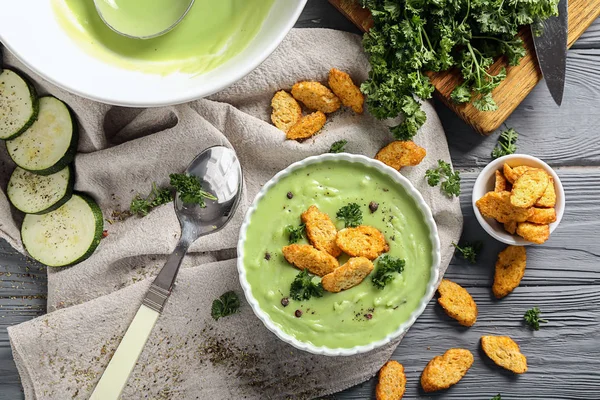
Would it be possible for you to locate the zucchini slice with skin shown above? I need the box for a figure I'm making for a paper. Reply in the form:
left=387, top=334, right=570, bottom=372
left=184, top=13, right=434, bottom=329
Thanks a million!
left=6, top=96, right=77, bottom=175
left=0, top=68, right=39, bottom=140
left=7, top=165, right=74, bottom=214
left=21, top=193, right=103, bottom=267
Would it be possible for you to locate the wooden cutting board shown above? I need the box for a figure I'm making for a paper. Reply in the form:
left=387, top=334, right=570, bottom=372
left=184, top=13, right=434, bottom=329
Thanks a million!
left=329, top=0, right=600, bottom=135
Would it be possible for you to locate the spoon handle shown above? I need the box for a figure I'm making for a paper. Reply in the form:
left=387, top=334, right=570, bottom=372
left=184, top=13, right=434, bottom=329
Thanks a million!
left=90, top=237, right=191, bottom=399
left=89, top=304, right=159, bottom=399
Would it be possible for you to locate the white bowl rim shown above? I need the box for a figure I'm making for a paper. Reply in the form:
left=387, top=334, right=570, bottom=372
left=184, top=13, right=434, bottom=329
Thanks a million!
left=471, top=154, right=565, bottom=246
left=236, top=153, right=442, bottom=356
left=0, top=1, right=307, bottom=107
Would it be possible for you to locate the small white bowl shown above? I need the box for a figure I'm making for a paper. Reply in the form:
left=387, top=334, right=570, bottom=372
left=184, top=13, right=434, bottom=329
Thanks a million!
left=237, top=153, right=441, bottom=356
left=472, top=154, right=565, bottom=245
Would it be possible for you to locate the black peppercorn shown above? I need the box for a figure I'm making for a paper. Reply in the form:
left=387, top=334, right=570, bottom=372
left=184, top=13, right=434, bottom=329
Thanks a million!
left=369, top=201, right=379, bottom=213
left=281, top=297, right=289, bottom=307
left=295, top=309, right=303, bottom=318
left=264, top=252, right=271, bottom=261
left=365, top=313, right=373, bottom=320
left=287, top=192, right=294, bottom=199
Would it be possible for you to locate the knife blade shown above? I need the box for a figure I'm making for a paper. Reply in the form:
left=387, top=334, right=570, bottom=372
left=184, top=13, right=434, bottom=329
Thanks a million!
left=532, top=0, right=568, bottom=106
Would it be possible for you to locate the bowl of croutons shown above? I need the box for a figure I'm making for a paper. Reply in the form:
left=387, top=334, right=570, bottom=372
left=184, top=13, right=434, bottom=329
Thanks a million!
left=472, top=154, right=565, bottom=245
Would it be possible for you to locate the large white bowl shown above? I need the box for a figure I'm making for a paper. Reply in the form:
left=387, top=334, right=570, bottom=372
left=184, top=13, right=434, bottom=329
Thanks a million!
left=237, top=153, right=441, bottom=356
left=0, top=1, right=306, bottom=107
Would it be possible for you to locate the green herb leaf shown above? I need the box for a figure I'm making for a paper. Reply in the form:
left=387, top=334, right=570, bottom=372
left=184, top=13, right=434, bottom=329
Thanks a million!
left=169, top=173, right=217, bottom=207
left=425, top=160, right=461, bottom=197
left=372, top=255, right=406, bottom=289
left=492, top=127, right=519, bottom=159
left=359, top=0, right=559, bottom=138
left=290, top=270, right=324, bottom=301
left=286, top=224, right=306, bottom=244
left=329, top=140, right=348, bottom=153
left=336, top=203, right=363, bottom=228
left=452, top=241, right=483, bottom=264
left=491, top=395, right=502, bottom=400
left=524, top=306, right=548, bottom=330
left=211, top=291, right=240, bottom=321
left=130, top=182, right=173, bottom=217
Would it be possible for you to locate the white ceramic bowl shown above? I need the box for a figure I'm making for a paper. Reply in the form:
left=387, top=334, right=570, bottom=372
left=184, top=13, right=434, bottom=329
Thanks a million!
left=472, top=154, right=565, bottom=245
left=0, top=1, right=306, bottom=107
left=237, top=153, right=441, bottom=356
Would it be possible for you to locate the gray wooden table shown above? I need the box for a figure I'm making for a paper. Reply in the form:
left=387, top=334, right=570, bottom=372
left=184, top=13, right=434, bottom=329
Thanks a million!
left=1, top=2, right=599, bottom=399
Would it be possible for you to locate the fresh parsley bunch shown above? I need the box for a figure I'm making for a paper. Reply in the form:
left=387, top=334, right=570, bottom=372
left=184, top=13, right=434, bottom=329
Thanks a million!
left=360, top=0, right=559, bottom=140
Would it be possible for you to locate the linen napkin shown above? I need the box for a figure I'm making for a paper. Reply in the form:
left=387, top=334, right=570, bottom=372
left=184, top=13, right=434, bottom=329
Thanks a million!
left=1, top=28, right=463, bottom=399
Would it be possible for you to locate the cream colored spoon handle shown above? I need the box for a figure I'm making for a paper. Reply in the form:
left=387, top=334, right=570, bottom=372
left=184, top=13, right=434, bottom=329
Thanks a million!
left=90, top=305, right=159, bottom=400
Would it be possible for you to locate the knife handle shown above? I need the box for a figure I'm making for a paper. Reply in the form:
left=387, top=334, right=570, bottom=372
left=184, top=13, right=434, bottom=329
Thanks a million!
left=89, top=305, right=160, bottom=400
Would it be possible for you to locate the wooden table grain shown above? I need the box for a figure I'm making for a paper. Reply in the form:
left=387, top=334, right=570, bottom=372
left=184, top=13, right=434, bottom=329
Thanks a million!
left=1, top=1, right=599, bottom=399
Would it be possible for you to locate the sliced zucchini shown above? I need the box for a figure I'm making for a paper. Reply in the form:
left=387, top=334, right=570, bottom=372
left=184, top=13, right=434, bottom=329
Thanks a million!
left=0, top=68, right=39, bottom=140
left=21, top=193, right=103, bottom=267
left=6, top=96, right=77, bottom=175
left=7, top=165, right=74, bottom=214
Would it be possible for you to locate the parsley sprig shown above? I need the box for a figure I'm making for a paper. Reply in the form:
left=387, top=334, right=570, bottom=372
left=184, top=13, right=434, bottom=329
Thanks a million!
left=290, top=270, right=324, bottom=301
left=286, top=224, right=306, bottom=244
left=492, top=127, right=519, bottom=159
left=169, top=173, right=217, bottom=207
left=336, top=203, right=363, bottom=228
left=372, top=255, right=406, bottom=289
left=130, top=182, right=173, bottom=217
left=524, top=306, right=548, bottom=330
left=491, top=395, right=502, bottom=400
left=211, top=291, right=240, bottom=321
left=452, top=241, right=483, bottom=264
left=360, top=0, right=558, bottom=140
left=425, top=160, right=461, bottom=197
left=329, top=140, right=348, bottom=153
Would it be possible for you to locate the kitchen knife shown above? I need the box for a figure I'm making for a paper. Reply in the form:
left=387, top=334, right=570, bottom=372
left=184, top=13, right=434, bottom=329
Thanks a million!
left=531, top=0, right=568, bottom=106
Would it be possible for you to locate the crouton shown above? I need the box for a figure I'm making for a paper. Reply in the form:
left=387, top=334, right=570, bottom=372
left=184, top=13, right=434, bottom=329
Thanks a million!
left=516, top=222, right=550, bottom=244
left=282, top=244, right=339, bottom=277
left=504, top=220, right=517, bottom=235
left=376, top=360, right=406, bottom=400
left=301, top=205, right=342, bottom=257
left=271, top=90, right=302, bottom=132
left=291, top=81, right=341, bottom=113
left=286, top=111, right=327, bottom=141
left=510, top=169, right=550, bottom=208
left=495, top=170, right=509, bottom=192
left=503, top=164, right=538, bottom=184
left=527, top=207, right=557, bottom=224
left=375, top=141, right=427, bottom=170
left=493, top=246, right=527, bottom=299
left=421, top=348, right=473, bottom=392
left=328, top=68, right=364, bottom=114
left=321, top=257, right=374, bottom=293
left=475, top=191, right=534, bottom=223
left=336, top=225, right=389, bottom=260
left=535, top=176, right=557, bottom=208
left=437, top=279, right=478, bottom=327
left=481, top=336, right=527, bottom=374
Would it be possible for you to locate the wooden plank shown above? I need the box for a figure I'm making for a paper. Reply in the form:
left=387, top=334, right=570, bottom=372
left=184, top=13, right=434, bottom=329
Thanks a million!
left=575, top=18, right=600, bottom=48
left=328, top=0, right=600, bottom=135
left=335, top=285, right=600, bottom=399
left=441, top=49, right=600, bottom=168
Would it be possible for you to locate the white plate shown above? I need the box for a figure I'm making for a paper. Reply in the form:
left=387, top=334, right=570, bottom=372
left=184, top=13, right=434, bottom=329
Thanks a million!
left=0, top=1, right=306, bottom=107
left=237, top=153, right=442, bottom=356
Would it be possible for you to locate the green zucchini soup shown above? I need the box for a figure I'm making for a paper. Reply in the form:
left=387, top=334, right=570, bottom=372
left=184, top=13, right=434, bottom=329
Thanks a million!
left=51, top=0, right=275, bottom=75
left=242, top=160, right=434, bottom=349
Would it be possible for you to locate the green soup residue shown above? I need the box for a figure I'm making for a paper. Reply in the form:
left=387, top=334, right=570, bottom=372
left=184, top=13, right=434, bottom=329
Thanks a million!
left=243, top=160, right=433, bottom=349
left=51, top=0, right=275, bottom=75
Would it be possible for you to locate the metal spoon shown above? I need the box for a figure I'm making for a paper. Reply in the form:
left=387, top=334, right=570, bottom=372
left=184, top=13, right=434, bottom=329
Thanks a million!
left=94, top=0, right=195, bottom=40
left=90, top=146, right=242, bottom=399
